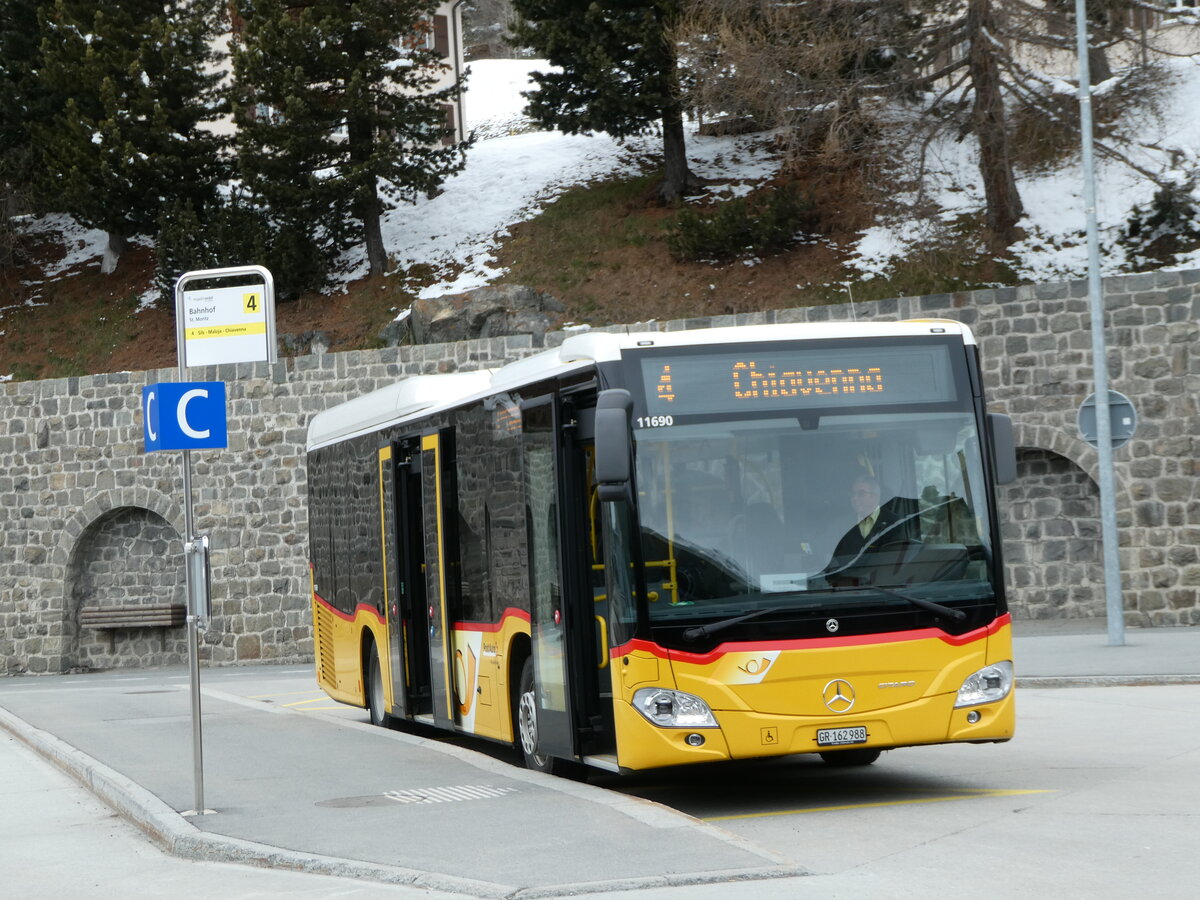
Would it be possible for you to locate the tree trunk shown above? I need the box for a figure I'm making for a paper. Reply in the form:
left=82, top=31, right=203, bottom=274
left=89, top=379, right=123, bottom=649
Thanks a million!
left=101, top=230, right=127, bottom=274
left=1087, top=45, right=1112, bottom=86
left=967, top=0, right=1024, bottom=254
left=359, top=186, right=387, bottom=278
left=659, top=109, right=702, bottom=203
left=659, top=72, right=701, bottom=204
left=347, top=101, right=385, bottom=276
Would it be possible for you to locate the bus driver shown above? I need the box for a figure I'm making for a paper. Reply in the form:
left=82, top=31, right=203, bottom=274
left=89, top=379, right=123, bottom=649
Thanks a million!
left=830, top=474, right=902, bottom=563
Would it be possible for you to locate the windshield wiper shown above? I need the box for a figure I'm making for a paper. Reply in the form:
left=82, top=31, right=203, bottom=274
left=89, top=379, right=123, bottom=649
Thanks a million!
left=682, top=608, right=776, bottom=642
left=826, top=583, right=967, bottom=624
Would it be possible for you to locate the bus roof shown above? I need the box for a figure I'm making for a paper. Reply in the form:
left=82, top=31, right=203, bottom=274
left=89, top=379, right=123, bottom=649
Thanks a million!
left=306, top=370, right=495, bottom=451
left=305, top=320, right=975, bottom=451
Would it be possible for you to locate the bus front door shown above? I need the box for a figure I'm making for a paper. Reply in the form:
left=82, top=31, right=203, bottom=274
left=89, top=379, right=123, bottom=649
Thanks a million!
left=521, top=396, right=612, bottom=765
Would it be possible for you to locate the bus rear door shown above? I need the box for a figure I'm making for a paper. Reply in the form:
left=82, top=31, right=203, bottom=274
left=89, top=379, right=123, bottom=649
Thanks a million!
left=385, top=439, right=433, bottom=719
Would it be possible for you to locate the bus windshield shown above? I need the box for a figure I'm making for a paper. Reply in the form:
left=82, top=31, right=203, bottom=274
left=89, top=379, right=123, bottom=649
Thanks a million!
left=630, top=410, right=997, bottom=642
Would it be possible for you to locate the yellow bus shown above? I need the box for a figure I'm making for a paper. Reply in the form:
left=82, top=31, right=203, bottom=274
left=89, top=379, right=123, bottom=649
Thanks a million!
left=305, top=322, right=1017, bottom=775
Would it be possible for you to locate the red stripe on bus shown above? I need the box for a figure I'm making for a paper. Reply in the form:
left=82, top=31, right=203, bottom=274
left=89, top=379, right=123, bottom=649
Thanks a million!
left=608, top=614, right=1010, bottom=665
left=452, top=608, right=531, bottom=632
left=313, top=592, right=384, bottom=625
left=939, top=612, right=1011, bottom=645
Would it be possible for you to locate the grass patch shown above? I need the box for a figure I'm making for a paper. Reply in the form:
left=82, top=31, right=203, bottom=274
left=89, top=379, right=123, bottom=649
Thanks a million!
left=500, top=173, right=669, bottom=299
left=666, top=186, right=817, bottom=262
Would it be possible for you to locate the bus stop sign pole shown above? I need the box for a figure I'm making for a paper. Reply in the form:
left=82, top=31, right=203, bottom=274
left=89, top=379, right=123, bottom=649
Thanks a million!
left=172, top=265, right=277, bottom=815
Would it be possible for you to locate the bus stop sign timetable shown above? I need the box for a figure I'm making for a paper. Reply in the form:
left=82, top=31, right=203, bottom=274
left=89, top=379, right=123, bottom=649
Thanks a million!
left=177, top=268, right=275, bottom=368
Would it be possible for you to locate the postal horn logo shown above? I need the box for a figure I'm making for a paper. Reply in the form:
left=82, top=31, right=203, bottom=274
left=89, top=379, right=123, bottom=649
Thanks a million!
left=738, top=657, right=773, bottom=676
left=822, top=679, right=856, bottom=713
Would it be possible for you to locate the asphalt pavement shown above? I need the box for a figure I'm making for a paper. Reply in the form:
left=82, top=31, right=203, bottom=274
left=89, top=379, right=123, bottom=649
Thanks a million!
left=2, top=618, right=1198, bottom=898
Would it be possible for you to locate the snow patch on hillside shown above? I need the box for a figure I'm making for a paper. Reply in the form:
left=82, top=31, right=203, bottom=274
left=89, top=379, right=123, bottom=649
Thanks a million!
left=13, top=56, right=1200, bottom=307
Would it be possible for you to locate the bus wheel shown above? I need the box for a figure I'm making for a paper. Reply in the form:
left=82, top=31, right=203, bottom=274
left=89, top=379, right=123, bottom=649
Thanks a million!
left=819, top=748, right=882, bottom=767
left=517, top=658, right=558, bottom=774
left=367, top=643, right=388, bottom=728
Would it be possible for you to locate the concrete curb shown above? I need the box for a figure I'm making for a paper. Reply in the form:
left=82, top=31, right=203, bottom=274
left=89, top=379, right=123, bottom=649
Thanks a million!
left=0, top=701, right=809, bottom=897
left=0, top=705, right=509, bottom=897
left=1017, top=675, right=1200, bottom=688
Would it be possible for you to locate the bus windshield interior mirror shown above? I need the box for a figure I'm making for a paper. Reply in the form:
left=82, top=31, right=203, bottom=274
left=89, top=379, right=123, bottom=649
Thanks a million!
left=595, top=389, right=633, bottom=502
left=988, top=413, right=1017, bottom=484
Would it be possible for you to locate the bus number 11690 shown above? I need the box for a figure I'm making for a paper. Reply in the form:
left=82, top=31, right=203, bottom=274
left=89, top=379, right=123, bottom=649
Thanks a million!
left=636, top=416, right=674, bottom=428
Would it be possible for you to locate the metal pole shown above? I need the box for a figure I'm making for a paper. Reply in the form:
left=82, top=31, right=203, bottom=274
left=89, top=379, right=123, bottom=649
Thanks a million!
left=1074, top=0, right=1125, bottom=646
left=181, top=447, right=206, bottom=814
left=176, top=271, right=208, bottom=814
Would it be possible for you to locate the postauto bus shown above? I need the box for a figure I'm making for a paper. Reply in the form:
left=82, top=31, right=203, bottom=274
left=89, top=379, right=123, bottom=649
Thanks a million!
left=305, top=322, right=1018, bottom=775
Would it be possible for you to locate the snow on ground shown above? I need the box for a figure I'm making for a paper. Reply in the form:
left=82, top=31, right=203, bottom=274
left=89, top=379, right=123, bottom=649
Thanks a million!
left=359, top=59, right=785, bottom=298
left=13, top=56, right=1200, bottom=309
left=321, top=52, right=1200, bottom=294
left=18, top=214, right=112, bottom=280
left=848, top=55, right=1200, bottom=283
left=1008, top=57, right=1200, bottom=281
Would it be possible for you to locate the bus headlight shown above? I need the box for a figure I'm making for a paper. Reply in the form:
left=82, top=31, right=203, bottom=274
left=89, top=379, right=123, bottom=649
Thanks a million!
left=632, top=688, right=719, bottom=728
left=954, top=660, right=1014, bottom=708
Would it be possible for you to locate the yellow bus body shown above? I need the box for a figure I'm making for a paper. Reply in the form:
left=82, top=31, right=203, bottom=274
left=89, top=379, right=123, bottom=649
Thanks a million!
left=315, top=572, right=1013, bottom=774
left=311, top=593, right=385, bottom=707
left=312, top=590, right=533, bottom=745
left=609, top=618, right=1015, bottom=772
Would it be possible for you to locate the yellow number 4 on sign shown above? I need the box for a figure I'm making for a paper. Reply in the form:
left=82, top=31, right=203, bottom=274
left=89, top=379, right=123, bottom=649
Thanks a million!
left=243, top=292, right=261, bottom=314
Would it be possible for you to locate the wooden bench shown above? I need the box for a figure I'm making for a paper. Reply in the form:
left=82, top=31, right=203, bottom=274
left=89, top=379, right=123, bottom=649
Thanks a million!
left=79, top=604, right=187, bottom=630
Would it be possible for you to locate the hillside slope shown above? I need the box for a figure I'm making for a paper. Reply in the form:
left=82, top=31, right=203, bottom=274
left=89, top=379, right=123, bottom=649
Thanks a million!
left=2, top=57, right=1198, bottom=382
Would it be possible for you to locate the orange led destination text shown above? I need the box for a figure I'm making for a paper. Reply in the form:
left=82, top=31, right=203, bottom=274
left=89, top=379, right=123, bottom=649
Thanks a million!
left=732, top=361, right=884, bottom=398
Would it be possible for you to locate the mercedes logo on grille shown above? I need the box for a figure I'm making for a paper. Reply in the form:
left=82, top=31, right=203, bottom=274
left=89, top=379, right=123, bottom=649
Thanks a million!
left=826, top=618, right=840, bottom=633
left=822, top=679, right=856, bottom=713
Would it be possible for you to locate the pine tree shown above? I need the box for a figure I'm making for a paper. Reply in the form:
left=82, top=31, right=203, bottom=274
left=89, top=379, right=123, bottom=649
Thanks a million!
left=509, top=0, right=699, bottom=202
left=33, top=0, right=228, bottom=272
left=0, top=0, right=52, bottom=259
left=229, top=0, right=469, bottom=284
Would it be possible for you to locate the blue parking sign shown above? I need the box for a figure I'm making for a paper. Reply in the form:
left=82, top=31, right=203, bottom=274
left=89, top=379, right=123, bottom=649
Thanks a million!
left=143, top=382, right=228, bottom=451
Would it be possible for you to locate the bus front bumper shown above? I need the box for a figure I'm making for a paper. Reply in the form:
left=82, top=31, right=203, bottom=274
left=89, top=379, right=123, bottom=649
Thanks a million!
left=612, top=690, right=1015, bottom=772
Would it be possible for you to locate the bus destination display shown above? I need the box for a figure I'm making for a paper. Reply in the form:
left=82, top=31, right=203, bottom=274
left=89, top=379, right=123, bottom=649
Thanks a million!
left=638, top=344, right=956, bottom=417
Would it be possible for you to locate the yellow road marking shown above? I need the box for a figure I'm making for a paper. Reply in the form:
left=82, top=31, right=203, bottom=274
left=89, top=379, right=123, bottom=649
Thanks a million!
left=283, top=697, right=342, bottom=708
left=703, top=789, right=1054, bottom=821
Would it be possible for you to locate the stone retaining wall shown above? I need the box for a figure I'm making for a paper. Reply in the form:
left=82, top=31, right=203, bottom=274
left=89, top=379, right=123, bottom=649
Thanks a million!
left=1, top=269, right=1197, bottom=673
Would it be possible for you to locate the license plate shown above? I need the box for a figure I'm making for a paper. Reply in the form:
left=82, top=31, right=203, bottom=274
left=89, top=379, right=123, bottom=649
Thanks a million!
left=817, top=726, right=868, bottom=747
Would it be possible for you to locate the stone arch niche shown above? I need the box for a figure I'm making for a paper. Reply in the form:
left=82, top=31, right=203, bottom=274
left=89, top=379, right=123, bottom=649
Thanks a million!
left=999, top=448, right=1104, bottom=619
left=56, top=489, right=187, bottom=671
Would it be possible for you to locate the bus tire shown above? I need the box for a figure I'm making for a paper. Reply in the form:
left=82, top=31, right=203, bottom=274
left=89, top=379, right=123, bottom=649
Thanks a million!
left=819, top=748, right=882, bottom=767
left=366, top=642, right=389, bottom=728
left=517, top=657, right=561, bottom=775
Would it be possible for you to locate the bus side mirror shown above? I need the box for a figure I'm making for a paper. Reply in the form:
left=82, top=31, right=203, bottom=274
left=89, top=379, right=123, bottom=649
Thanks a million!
left=988, top=413, right=1017, bottom=485
left=595, top=389, right=633, bottom=502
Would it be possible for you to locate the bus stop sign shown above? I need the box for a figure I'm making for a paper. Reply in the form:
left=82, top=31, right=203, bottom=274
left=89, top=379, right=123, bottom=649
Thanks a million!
left=1078, top=390, right=1137, bottom=450
left=142, top=382, right=228, bottom=451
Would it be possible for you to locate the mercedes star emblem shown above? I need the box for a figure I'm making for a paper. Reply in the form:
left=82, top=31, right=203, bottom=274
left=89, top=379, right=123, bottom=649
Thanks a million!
left=822, top=679, right=856, bottom=713
left=826, top=618, right=840, bottom=633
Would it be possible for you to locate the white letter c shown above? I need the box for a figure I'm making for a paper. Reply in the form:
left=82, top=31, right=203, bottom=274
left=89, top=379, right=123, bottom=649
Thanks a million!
left=178, top=389, right=211, bottom=440
left=146, top=390, right=157, bottom=441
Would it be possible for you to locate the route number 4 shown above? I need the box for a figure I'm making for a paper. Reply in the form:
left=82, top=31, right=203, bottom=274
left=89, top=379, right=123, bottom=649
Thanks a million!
left=243, top=292, right=261, bottom=314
